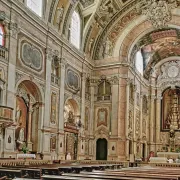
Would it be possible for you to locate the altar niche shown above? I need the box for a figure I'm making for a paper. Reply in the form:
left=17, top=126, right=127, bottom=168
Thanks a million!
left=15, top=80, right=42, bottom=153
left=162, top=87, right=180, bottom=131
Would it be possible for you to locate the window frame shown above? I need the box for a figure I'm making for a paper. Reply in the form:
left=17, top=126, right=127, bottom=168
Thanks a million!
left=26, top=0, right=43, bottom=17
left=0, top=24, right=5, bottom=47
left=70, top=10, right=81, bottom=49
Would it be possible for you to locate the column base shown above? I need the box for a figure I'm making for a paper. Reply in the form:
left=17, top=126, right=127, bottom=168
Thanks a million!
left=27, top=141, right=33, bottom=151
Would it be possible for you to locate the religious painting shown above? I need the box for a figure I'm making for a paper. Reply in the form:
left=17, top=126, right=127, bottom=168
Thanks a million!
left=50, top=135, right=56, bottom=151
left=50, top=92, right=57, bottom=124
left=66, top=68, right=80, bottom=91
left=20, top=40, right=43, bottom=71
left=15, top=96, right=27, bottom=150
left=161, top=88, right=180, bottom=131
left=97, top=108, right=108, bottom=127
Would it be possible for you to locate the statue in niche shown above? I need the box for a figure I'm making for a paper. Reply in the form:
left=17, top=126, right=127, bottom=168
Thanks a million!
left=56, top=6, right=64, bottom=25
left=102, top=37, right=113, bottom=58
left=15, top=105, right=22, bottom=122
left=15, top=123, right=25, bottom=150
left=68, top=111, right=74, bottom=124
left=88, top=38, right=95, bottom=55
left=8, top=136, right=11, bottom=143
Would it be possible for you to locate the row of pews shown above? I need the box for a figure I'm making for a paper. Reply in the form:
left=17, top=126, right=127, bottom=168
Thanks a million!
left=1, top=161, right=180, bottom=180
left=0, top=163, right=123, bottom=179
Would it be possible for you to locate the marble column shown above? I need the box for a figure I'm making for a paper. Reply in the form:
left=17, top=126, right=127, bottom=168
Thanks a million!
left=81, top=73, right=86, bottom=126
left=6, top=23, right=18, bottom=117
left=155, top=94, right=161, bottom=150
left=111, top=76, right=119, bottom=136
left=57, top=58, right=66, bottom=159
left=58, top=58, right=66, bottom=132
left=89, top=82, right=95, bottom=138
left=27, top=101, right=33, bottom=151
left=149, top=95, right=155, bottom=151
left=125, top=80, right=130, bottom=159
left=44, top=48, right=53, bottom=128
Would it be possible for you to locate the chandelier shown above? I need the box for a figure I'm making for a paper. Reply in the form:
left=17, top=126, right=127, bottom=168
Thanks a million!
left=136, top=0, right=178, bottom=29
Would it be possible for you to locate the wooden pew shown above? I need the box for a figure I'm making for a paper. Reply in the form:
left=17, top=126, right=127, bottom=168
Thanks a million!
left=0, top=169, right=22, bottom=179
left=21, top=168, right=41, bottom=179
left=80, top=171, right=180, bottom=180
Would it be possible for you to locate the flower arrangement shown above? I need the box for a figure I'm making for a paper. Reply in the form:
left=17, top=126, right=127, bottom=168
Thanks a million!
left=22, top=143, right=29, bottom=154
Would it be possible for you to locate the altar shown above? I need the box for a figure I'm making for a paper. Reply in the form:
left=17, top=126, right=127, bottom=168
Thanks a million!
left=17, top=154, right=36, bottom=159
left=157, top=152, right=180, bottom=159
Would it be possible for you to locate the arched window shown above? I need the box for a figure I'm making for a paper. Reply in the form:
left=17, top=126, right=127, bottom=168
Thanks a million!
left=135, top=50, right=144, bottom=75
left=70, top=11, right=81, bottom=49
left=0, top=25, right=5, bottom=46
left=27, top=0, right=43, bottom=17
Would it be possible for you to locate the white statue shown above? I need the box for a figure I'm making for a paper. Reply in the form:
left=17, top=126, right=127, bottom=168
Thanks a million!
left=56, top=6, right=64, bottom=25
left=88, top=38, right=94, bottom=55
left=66, top=152, right=71, bottom=160
left=15, top=105, right=21, bottom=122
left=103, top=37, right=113, bottom=58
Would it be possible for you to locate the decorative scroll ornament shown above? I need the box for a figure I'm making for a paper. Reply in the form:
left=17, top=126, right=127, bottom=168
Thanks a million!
left=136, top=0, right=178, bottom=29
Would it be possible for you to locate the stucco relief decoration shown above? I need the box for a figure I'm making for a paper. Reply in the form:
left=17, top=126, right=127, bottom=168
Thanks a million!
left=50, top=93, right=57, bottom=124
left=128, top=110, right=133, bottom=139
left=80, top=0, right=95, bottom=7
left=20, top=40, right=43, bottom=71
left=97, top=108, right=108, bottom=127
left=66, top=69, right=80, bottom=92
left=142, top=95, right=148, bottom=114
left=157, top=61, right=180, bottom=82
left=136, top=0, right=178, bottom=29
left=95, top=0, right=118, bottom=26
left=85, top=107, right=89, bottom=130
left=129, top=83, right=135, bottom=103
left=135, top=110, right=140, bottom=136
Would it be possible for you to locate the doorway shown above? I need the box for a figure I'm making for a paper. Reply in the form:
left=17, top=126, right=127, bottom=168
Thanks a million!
left=96, top=138, right=107, bottom=160
left=142, top=143, right=146, bottom=161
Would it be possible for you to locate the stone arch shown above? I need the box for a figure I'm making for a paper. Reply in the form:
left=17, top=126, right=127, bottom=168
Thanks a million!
left=64, top=98, right=80, bottom=123
left=16, top=77, right=44, bottom=103
left=15, top=80, right=43, bottom=152
left=113, top=14, right=180, bottom=61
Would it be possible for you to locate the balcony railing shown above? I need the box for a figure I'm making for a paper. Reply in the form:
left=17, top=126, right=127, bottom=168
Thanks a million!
left=97, top=95, right=111, bottom=101
left=0, top=46, right=7, bottom=61
left=0, top=106, right=13, bottom=122
left=51, top=74, right=60, bottom=86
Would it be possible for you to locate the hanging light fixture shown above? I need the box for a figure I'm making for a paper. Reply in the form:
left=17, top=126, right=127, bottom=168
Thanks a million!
left=136, top=0, right=178, bottom=29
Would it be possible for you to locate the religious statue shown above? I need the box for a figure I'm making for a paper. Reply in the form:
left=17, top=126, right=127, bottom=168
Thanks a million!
left=56, top=6, right=64, bottom=25
left=68, top=111, right=74, bottom=124
left=15, top=105, right=22, bottom=122
left=88, top=38, right=94, bottom=55
left=102, top=37, right=113, bottom=58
